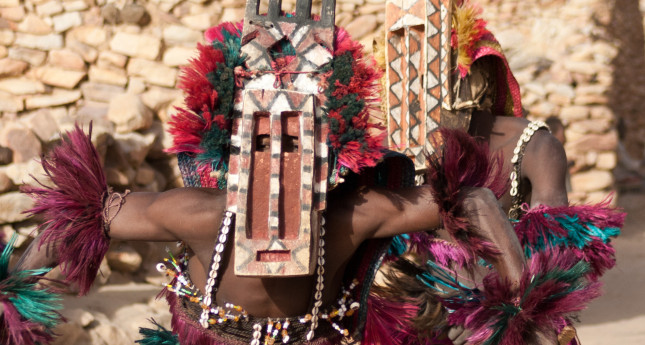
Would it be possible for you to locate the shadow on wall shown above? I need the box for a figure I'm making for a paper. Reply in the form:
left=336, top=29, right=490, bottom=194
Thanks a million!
left=605, top=0, right=645, bottom=191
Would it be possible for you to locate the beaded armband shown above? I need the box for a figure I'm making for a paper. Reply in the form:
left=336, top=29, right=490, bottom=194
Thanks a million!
left=508, top=120, right=549, bottom=219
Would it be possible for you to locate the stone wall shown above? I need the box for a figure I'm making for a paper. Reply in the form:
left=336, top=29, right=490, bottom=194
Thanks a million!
left=0, top=0, right=631, bottom=279
left=611, top=0, right=645, bottom=161
left=477, top=0, right=623, bottom=203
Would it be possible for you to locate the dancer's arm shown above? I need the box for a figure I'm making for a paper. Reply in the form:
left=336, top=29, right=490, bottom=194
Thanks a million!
left=359, top=186, right=525, bottom=284
left=523, top=130, right=569, bottom=208
left=107, top=187, right=226, bottom=242
left=15, top=187, right=225, bottom=272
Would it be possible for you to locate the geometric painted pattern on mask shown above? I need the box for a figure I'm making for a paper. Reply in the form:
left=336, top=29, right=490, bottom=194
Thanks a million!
left=229, top=0, right=335, bottom=277
left=240, top=0, right=335, bottom=86
left=228, top=89, right=325, bottom=276
left=385, top=0, right=453, bottom=169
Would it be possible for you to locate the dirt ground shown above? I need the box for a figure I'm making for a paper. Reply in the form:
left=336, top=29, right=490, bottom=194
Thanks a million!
left=576, top=191, right=645, bottom=344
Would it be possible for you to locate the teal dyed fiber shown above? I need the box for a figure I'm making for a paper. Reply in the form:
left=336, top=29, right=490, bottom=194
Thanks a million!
left=388, top=234, right=409, bottom=256
left=523, top=233, right=558, bottom=258
left=206, top=64, right=236, bottom=118
left=136, top=322, right=180, bottom=345
left=197, top=129, right=230, bottom=167
left=484, top=302, right=525, bottom=345
left=320, top=51, right=372, bottom=170
left=208, top=35, right=244, bottom=117
left=477, top=258, right=493, bottom=269
left=193, top=25, right=245, bottom=182
left=482, top=318, right=511, bottom=345
left=212, top=27, right=245, bottom=68
left=0, top=233, right=13, bottom=279
left=323, top=53, right=354, bottom=88
left=556, top=214, right=620, bottom=244
left=551, top=214, right=593, bottom=248
left=417, top=260, right=472, bottom=296
left=10, top=287, right=61, bottom=328
left=524, top=213, right=621, bottom=257
left=521, top=261, right=590, bottom=303
left=0, top=234, right=62, bottom=328
left=491, top=303, right=521, bottom=316
left=481, top=260, right=590, bottom=345
left=269, top=37, right=296, bottom=60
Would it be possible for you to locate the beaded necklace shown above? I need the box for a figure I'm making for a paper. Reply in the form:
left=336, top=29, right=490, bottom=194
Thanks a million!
left=508, top=120, right=550, bottom=219
left=157, top=211, right=360, bottom=344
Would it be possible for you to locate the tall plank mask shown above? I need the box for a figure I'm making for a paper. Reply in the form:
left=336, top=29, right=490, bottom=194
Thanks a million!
left=383, top=0, right=523, bottom=173
left=168, top=0, right=386, bottom=277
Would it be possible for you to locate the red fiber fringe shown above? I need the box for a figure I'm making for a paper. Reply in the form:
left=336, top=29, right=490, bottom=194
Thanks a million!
left=0, top=302, right=55, bottom=345
left=445, top=248, right=601, bottom=345
left=329, top=27, right=386, bottom=173
left=21, top=124, right=109, bottom=295
left=425, top=128, right=507, bottom=261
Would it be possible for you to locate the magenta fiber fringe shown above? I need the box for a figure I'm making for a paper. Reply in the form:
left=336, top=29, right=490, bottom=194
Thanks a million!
left=363, top=293, right=435, bottom=345
left=425, top=128, right=507, bottom=261
left=0, top=302, right=54, bottom=345
left=513, top=200, right=624, bottom=280
left=403, top=232, right=472, bottom=268
left=165, top=292, right=220, bottom=345
left=444, top=248, right=601, bottom=345
left=21, top=123, right=109, bottom=296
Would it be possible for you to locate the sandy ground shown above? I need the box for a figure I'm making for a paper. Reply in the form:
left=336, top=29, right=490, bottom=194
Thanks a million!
left=576, top=191, right=645, bottom=344
left=58, top=192, right=645, bottom=344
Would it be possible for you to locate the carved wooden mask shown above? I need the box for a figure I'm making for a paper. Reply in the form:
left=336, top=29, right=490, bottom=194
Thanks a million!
left=385, top=0, right=460, bottom=170
left=227, top=0, right=333, bottom=276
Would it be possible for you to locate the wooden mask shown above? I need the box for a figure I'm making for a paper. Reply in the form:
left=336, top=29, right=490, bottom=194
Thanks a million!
left=226, top=0, right=334, bottom=276
left=385, top=0, right=464, bottom=171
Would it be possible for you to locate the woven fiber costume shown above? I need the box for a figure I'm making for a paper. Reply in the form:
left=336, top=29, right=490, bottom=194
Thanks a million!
left=427, top=0, right=623, bottom=284
left=380, top=0, right=624, bottom=344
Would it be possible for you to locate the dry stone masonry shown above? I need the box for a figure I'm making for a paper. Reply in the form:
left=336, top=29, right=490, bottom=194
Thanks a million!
left=0, top=0, right=638, bottom=344
left=477, top=0, right=624, bottom=204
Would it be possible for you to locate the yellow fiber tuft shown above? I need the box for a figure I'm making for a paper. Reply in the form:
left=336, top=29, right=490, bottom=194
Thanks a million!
left=452, top=0, right=486, bottom=76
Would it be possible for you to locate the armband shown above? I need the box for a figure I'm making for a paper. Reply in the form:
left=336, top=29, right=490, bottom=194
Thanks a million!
left=425, top=128, right=507, bottom=261
left=442, top=248, right=600, bottom=345
left=102, top=188, right=131, bottom=238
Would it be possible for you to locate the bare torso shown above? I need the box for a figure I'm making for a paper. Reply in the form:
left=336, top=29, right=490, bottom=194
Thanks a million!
left=485, top=116, right=535, bottom=212
left=184, top=191, right=367, bottom=317
left=103, top=181, right=471, bottom=320
left=16, top=154, right=526, bottom=324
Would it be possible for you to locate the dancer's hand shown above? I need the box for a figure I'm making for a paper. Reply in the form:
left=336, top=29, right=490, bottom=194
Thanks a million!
left=447, top=325, right=470, bottom=345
